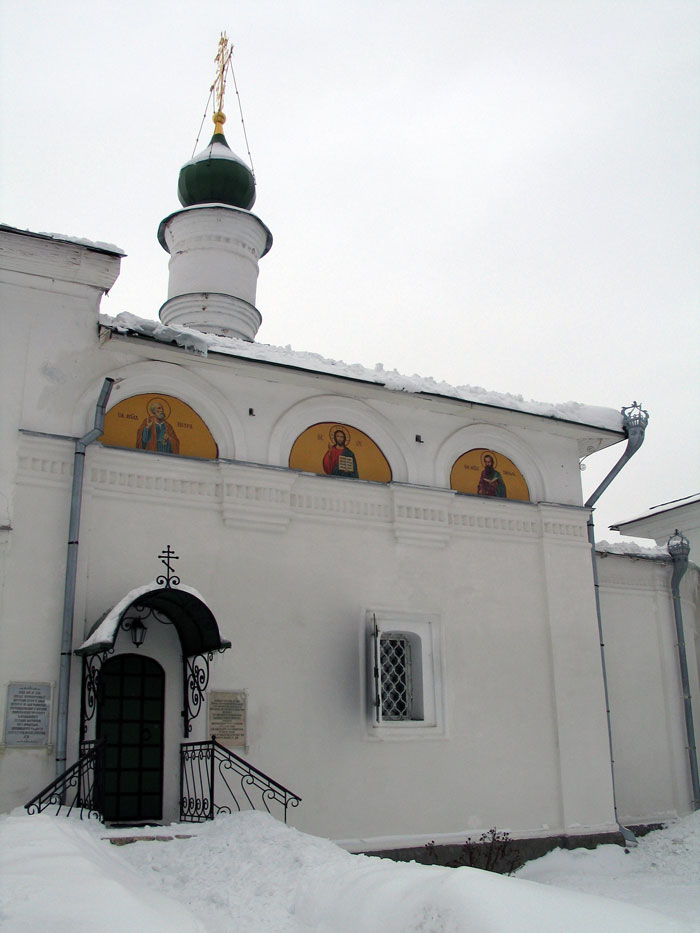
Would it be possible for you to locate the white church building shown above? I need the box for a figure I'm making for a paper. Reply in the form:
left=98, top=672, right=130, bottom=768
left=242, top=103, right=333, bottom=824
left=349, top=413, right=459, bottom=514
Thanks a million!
left=1, top=76, right=698, bottom=857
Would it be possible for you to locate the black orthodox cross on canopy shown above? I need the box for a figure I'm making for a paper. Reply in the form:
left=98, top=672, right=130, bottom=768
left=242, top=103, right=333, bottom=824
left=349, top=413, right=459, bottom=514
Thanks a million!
left=156, top=545, right=180, bottom=589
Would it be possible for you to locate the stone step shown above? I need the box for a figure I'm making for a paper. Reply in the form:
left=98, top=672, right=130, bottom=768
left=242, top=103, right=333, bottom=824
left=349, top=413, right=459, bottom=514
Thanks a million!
left=105, top=834, right=194, bottom=846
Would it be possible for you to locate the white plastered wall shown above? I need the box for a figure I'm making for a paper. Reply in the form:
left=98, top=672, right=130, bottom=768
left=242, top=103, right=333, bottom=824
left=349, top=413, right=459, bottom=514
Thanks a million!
left=597, top=553, right=700, bottom=825
left=2, top=422, right=621, bottom=841
left=80, top=333, right=599, bottom=506
left=0, top=229, right=624, bottom=841
left=48, top=438, right=615, bottom=840
left=0, top=233, right=121, bottom=807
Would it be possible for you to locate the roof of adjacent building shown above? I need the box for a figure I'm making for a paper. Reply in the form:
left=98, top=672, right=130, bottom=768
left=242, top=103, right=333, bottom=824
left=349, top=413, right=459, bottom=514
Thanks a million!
left=611, top=493, right=700, bottom=532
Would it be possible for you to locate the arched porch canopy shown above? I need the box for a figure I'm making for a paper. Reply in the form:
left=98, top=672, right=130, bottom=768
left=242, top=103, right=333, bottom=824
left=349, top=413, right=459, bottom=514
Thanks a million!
left=76, top=582, right=231, bottom=658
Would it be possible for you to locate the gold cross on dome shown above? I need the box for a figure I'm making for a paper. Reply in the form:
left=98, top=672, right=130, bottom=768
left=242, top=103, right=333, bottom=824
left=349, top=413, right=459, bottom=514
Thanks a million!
left=211, top=32, right=233, bottom=116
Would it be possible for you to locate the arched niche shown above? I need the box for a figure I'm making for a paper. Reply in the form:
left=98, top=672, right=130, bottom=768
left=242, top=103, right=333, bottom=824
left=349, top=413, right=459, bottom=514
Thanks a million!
left=436, top=423, right=544, bottom=501
left=100, top=394, right=218, bottom=460
left=269, top=394, right=409, bottom=482
left=73, top=362, right=241, bottom=460
left=290, top=422, right=392, bottom=483
left=450, top=448, right=530, bottom=501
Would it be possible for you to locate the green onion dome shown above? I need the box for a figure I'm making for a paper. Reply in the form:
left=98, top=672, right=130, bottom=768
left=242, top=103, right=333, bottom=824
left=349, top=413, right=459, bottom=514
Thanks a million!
left=177, top=112, right=256, bottom=210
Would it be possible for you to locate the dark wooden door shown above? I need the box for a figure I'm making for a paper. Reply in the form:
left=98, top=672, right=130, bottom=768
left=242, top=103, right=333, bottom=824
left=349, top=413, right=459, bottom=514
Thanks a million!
left=97, top=654, right=165, bottom=822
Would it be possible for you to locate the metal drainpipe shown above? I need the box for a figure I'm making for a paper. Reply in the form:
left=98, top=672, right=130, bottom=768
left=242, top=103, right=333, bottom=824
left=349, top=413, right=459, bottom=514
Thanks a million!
left=585, top=401, right=649, bottom=847
left=55, top=378, right=114, bottom=778
left=667, top=530, right=700, bottom=810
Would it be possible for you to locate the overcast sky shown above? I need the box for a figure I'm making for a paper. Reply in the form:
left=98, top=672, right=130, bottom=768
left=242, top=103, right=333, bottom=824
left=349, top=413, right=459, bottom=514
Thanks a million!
left=2, top=0, right=698, bottom=541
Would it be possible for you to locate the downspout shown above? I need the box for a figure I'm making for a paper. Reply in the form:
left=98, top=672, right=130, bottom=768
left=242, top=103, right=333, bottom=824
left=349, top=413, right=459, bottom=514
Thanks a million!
left=585, top=401, right=649, bottom=847
left=55, top=377, right=114, bottom=777
left=667, top=530, right=700, bottom=810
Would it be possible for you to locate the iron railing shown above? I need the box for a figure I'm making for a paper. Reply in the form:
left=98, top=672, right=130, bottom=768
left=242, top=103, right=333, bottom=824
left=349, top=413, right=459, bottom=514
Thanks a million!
left=25, top=739, right=105, bottom=820
left=180, top=737, right=301, bottom=823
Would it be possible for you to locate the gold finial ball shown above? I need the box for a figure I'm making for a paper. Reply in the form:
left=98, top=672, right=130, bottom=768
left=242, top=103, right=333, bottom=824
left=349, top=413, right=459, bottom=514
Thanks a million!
left=213, top=111, right=226, bottom=126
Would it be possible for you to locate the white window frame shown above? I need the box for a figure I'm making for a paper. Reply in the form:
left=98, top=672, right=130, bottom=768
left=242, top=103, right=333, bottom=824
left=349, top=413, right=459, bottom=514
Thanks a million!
left=364, top=609, right=445, bottom=739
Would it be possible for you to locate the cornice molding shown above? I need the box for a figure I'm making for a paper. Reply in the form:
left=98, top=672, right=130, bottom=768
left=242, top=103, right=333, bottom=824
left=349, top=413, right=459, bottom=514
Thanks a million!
left=221, top=463, right=294, bottom=531
left=14, top=435, right=598, bottom=544
left=391, top=486, right=451, bottom=547
left=16, top=437, right=73, bottom=489
left=0, top=230, right=120, bottom=292
left=289, top=473, right=392, bottom=529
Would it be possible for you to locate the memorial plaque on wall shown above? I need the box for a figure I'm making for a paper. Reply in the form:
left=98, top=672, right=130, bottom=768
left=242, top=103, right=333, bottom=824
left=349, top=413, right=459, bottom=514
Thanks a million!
left=4, top=683, right=51, bottom=746
left=208, top=690, right=246, bottom=748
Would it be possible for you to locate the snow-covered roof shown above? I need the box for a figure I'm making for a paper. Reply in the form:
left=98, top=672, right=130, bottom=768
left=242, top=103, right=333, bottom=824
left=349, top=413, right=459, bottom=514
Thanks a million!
left=611, top=493, right=700, bottom=530
left=78, top=583, right=158, bottom=654
left=0, top=224, right=125, bottom=256
left=101, top=311, right=625, bottom=434
left=595, top=540, right=670, bottom=560
left=76, top=581, right=219, bottom=655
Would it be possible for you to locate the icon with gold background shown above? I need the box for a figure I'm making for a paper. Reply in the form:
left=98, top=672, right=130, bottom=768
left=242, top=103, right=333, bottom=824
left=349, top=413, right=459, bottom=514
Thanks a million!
left=289, top=423, right=392, bottom=483
left=100, top=394, right=218, bottom=459
left=450, top=449, right=529, bottom=501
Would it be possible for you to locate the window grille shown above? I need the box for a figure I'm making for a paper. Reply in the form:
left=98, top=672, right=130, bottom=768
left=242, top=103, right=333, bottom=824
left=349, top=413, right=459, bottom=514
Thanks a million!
left=367, top=611, right=441, bottom=734
left=380, top=633, right=413, bottom=720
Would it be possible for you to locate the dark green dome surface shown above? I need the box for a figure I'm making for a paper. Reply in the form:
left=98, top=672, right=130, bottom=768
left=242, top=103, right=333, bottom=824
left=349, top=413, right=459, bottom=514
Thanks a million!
left=178, top=130, right=256, bottom=210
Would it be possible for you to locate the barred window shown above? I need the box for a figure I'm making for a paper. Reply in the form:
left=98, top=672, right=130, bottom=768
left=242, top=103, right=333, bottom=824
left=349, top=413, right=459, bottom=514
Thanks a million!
left=380, top=633, right=413, bottom=721
left=367, top=611, right=443, bottom=735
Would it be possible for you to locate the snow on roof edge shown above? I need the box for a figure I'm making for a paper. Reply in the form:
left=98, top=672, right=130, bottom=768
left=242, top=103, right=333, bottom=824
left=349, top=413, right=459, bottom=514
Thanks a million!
left=100, top=311, right=625, bottom=434
left=611, top=493, right=700, bottom=529
left=596, top=540, right=669, bottom=559
left=0, top=224, right=125, bottom=256
left=77, top=581, right=210, bottom=654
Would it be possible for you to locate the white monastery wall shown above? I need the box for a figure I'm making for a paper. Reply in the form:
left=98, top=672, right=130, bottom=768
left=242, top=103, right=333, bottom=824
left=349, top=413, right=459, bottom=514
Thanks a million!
left=66, top=334, right=591, bottom=505
left=1, top=428, right=618, bottom=842
left=0, top=229, right=636, bottom=846
left=0, top=447, right=72, bottom=803
left=598, top=554, right=700, bottom=826
left=0, top=232, right=120, bottom=527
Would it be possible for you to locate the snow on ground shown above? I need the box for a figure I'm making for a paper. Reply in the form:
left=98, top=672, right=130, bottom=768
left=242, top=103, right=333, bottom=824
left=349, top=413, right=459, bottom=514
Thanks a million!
left=518, top=813, right=700, bottom=929
left=0, top=811, right=202, bottom=932
left=2, top=809, right=699, bottom=932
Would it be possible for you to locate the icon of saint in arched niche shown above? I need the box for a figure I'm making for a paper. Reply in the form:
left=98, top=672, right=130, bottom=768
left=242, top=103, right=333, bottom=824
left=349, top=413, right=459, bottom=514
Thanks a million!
left=450, top=448, right=530, bottom=502
left=137, top=397, right=180, bottom=454
left=100, top=393, right=218, bottom=459
left=289, top=422, right=392, bottom=483
left=477, top=451, right=506, bottom=498
left=322, top=425, right=358, bottom=478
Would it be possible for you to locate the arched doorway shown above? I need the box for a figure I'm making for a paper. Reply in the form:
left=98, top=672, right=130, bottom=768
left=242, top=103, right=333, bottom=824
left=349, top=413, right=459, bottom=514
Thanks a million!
left=97, top=654, right=165, bottom=822
left=77, top=560, right=232, bottom=823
